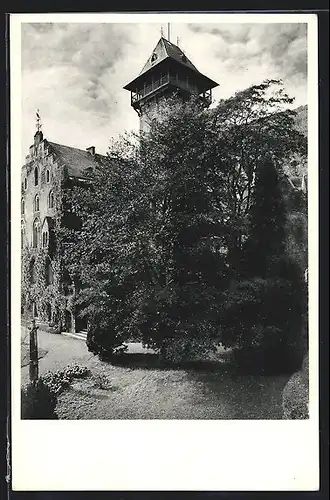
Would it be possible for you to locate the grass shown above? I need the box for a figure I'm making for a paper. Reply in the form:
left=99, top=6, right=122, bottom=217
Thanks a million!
left=21, top=327, right=291, bottom=420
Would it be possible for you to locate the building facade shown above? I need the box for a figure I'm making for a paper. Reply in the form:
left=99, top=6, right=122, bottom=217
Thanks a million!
left=21, top=129, right=104, bottom=334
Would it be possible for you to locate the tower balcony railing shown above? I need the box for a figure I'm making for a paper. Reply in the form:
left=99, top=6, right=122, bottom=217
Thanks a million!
left=131, top=75, right=212, bottom=106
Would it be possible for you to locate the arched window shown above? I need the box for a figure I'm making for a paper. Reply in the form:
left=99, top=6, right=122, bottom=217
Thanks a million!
left=21, top=198, right=25, bottom=215
left=46, top=169, right=50, bottom=183
left=48, top=190, right=54, bottom=209
left=32, top=219, right=40, bottom=248
left=34, top=167, right=39, bottom=186
left=42, top=231, right=49, bottom=248
left=34, top=194, right=40, bottom=212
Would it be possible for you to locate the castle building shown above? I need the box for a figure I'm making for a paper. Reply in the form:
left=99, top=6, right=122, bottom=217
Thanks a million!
left=21, top=35, right=217, bottom=335
left=21, top=125, right=105, bottom=334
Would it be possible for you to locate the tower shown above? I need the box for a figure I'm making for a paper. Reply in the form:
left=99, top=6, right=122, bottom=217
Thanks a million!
left=124, top=35, right=218, bottom=133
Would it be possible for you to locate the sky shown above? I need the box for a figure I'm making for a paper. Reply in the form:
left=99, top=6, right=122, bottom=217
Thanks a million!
left=20, top=20, right=308, bottom=159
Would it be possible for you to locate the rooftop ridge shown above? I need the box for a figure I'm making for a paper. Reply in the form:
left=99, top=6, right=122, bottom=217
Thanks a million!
left=47, top=140, right=106, bottom=158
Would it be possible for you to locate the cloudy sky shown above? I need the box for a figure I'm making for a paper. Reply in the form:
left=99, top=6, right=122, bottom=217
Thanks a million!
left=20, top=19, right=308, bottom=159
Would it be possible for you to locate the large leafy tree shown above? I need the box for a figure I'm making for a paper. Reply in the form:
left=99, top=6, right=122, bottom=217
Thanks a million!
left=208, top=79, right=306, bottom=272
left=60, top=79, right=307, bottom=363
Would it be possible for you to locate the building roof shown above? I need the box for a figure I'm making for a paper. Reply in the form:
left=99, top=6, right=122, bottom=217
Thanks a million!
left=124, top=37, right=218, bottom=91
left=139, top=37, right=199, bottom=76
left=47, top=141, right=105, bottom=179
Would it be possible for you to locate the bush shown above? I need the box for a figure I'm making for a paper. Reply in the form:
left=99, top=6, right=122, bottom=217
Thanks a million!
left=42, top=364, right=90, bottom=395
left=86, top=316, right=128, bottom=359
left=222, top=276, right=306, bottom=374
left=158, top=336, right=216, bottom=365
left=21, top=379, right=57, bottom=419
left=282, top=354, right=309, bottom=419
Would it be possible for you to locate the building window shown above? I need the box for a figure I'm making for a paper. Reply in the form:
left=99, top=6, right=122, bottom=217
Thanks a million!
left=46, top=169, right=50, bottom=183
left=24, top=178, right=27, bottom=190
left=45, top=258, right=54, bottom=285
left=33, top=302, right=38, bottom=318
left=34, top=167, right=39, bottom=186
left=30, top=258, right=36, bottom=284
left=21, top=226, right=25, bottom=249
left=34, top=194, right=40, bottom=212
left=32, top=219, right=40, bottom=248
left=42, top=231, right=49, bottom=248
left=46, top=303, right=52, bottom=322
left=48, top=190, right=54, bottom=209
left=21, top=198, right=25, bottom=215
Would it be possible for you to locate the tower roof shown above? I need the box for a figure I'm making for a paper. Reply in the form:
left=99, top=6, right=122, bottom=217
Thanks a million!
left=139, top=37, right=199, bottom=76
left=124, top=37, right=218, bottom=91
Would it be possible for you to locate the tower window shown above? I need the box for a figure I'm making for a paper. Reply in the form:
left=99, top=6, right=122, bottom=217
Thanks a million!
left=48, top=190, right=54, bottom=209
left=150, top=52, right=158, bottom=63
left=24, top=178, right=27, bottom=190
left=46, top=169, right=50, bottom=183
left=21, top=198, right=25, bottom=215
left=34, top=194, right=40, bottom=212
left=34, top=167, right=39, bottom=186
left=32, top=219, right=40, bottom=248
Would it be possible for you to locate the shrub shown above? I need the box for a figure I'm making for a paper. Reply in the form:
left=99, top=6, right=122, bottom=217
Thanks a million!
left=282, top=354, right=309, bottom=419
left=222, top=276, right=306, bottom=374
left=42, top=365, right=90, bottom=395
left=86, top=316, right=128, bottom=359
left=21, top=379, right=57, bottom=419
left=92, top=373, right=112, bottom=390
left=158, top=336, right=216, bottom=365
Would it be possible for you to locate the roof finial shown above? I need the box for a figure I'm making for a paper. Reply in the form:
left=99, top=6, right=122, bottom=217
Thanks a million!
left=36, top=109, right=42, bottom=132
left=177, top=36, right=180, bottom=46
left=160, top=26, right=164, bottom=37
left=167, top=23, right=171, bottom=42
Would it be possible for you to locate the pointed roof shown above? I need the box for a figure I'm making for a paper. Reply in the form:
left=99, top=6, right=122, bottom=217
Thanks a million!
left=139, top=37, right=199, bottom=76
left=124, top=37, right=218, bottom=91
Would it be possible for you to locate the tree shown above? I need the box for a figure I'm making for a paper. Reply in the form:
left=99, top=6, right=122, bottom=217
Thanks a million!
left=243, top=158, right=287, bottom=278
left=208, top=79, right=306, bottom=272
left=61, top=80, right=307, bottom=364
left=222, top=158, right=307, bottom=373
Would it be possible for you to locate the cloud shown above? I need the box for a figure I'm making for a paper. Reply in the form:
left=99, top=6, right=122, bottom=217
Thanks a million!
left=187, top=22, right=307, bottom=84
left=21, top=21, right=307, bottom=161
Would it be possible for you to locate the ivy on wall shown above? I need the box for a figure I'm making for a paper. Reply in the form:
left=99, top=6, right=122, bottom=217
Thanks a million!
left=20, top=148, right=75, bottom=330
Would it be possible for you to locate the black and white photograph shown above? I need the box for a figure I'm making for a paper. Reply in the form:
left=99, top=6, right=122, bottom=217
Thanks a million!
left=10, top=12, right=319, bottom=491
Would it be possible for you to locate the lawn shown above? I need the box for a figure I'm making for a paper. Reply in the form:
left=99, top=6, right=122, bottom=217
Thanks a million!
left=21, top=327, right=290, bottom=419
